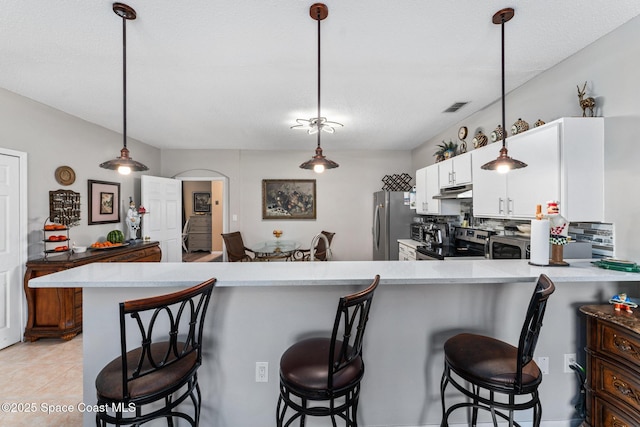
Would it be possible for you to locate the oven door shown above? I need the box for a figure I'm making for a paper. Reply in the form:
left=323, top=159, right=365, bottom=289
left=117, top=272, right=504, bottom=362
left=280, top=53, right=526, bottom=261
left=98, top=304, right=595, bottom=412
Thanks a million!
left=489, top=240, right=528, bottom=259
left=416, top=247, right=444, bottom=260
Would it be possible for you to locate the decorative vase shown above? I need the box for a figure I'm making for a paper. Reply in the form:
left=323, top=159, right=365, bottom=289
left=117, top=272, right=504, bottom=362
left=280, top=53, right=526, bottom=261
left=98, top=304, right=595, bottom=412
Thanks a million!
left=534, top=119, right=545, bottom=128
left=490, top=125, right=505, bottom=142
left=473, top=131, right=488, bottom=149
left=511, top=118, right=529, bottom=135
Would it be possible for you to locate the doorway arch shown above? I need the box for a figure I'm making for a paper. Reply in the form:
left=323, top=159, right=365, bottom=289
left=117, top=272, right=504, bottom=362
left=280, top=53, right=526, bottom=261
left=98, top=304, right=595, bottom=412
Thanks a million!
left=173, top=169, right=229, bottom=258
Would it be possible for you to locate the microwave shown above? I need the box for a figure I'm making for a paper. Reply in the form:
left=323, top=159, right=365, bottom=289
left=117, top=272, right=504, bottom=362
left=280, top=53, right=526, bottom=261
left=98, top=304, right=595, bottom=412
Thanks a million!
left=489, top=235, right=530, bottom=259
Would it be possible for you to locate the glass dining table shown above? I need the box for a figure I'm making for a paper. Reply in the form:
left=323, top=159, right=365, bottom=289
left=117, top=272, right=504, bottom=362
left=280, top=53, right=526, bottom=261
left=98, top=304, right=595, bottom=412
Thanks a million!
left=251, top=240, right=301, bottom=261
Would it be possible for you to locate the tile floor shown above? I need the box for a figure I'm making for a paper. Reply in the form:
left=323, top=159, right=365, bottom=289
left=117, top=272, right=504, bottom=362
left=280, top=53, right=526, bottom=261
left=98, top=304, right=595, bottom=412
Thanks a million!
left=0, top=335, right=82, bottom=426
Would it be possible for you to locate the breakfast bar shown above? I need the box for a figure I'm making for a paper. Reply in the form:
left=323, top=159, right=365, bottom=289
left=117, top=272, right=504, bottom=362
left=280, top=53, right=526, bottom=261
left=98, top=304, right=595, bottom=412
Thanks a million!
left=29, top=260, right=640, bottom=426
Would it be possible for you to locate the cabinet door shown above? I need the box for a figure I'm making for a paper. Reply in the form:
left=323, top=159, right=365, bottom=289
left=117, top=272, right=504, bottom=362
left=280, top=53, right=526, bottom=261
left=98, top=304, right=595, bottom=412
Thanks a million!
left=415, top=167, right=428, bottom=214
left=472, top=147, right=508, bottom=218
left=425, top=164, right=441, bottom=214
left=452, top=152, right=472, bottom=185
left=507, top=124, right=560, bottom=218
left=438, top=159, right=453, bottom=188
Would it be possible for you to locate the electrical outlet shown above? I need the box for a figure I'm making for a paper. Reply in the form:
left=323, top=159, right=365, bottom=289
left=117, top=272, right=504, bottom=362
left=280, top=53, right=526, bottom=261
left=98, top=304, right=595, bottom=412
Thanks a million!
left=564, top=353, right=577, bottom=373
left=256, top=362, right=268, bottom=382
left=536, top=356, right=549, bottom=375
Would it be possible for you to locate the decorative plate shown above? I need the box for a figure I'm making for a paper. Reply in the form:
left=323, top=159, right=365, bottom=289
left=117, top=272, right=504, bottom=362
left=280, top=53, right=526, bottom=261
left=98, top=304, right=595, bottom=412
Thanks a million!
left=54, top=166, right=76, bottom=186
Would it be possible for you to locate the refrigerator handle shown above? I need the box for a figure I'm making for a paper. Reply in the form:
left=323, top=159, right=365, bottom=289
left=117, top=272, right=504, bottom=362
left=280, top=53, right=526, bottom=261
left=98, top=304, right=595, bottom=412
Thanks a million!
left=373, top=203, right=382, bottom=250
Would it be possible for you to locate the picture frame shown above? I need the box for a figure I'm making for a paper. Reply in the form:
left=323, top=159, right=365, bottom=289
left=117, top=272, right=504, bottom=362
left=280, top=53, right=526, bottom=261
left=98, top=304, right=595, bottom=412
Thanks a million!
left=88, top=180, right=121, bottom=225
left=193, top=192, right=211, bottom=213
left=262, top=179, right=316, bottom=220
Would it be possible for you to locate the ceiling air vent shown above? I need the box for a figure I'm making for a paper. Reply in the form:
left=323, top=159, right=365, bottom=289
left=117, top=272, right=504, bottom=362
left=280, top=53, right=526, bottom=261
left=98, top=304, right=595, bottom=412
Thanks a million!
left=443, top=102, right=469, bottom=113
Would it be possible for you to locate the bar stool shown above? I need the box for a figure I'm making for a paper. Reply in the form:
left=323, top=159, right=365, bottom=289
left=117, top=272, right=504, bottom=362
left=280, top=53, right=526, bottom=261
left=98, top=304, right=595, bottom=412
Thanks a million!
left=95, top=278, right=216, bottom=426
left=440, top=274, right=555, bottom=427
left=276, top=275, right=380, bottom=427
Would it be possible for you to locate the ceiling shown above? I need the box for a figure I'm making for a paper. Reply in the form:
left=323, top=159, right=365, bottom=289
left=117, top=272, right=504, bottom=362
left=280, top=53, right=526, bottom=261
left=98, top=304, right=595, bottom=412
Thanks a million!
left=2, top=1, right=640, bottom=153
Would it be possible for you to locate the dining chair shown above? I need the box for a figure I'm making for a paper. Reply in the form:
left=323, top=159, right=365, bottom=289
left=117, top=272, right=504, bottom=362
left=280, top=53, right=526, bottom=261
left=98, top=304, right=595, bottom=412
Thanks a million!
left=221, top=231, right=255, bottom=262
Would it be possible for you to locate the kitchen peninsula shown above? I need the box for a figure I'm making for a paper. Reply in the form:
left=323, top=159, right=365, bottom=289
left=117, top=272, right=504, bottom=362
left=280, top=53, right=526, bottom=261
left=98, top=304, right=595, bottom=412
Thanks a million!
left=29, top=260, right=640, bottom=427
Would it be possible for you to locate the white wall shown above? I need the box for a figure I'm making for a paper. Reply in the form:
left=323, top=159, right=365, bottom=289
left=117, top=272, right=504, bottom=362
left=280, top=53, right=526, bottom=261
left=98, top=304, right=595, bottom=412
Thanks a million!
left=0, top=87, right=161, bottom=259
left=412, top=13, right=640, bottom=261
left=162, top=149, right=412, bottom=260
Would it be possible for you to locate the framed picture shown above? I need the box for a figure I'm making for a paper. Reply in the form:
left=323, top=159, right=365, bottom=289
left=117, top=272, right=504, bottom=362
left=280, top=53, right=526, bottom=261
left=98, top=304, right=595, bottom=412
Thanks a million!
left=88, top=180, right=121, bottom=225
left=262, top=179, right=316, bottom=220
left=193, top=192, right=211, bottom=213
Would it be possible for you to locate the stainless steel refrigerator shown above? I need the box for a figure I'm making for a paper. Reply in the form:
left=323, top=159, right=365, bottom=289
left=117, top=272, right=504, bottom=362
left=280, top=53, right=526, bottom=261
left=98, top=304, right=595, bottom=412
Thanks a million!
left=372, top=191, right=414, bottom=260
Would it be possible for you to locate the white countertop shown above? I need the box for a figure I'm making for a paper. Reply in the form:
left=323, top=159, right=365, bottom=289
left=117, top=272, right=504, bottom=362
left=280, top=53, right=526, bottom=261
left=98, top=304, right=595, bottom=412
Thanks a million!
left=28, top=259, right=640, bottom=288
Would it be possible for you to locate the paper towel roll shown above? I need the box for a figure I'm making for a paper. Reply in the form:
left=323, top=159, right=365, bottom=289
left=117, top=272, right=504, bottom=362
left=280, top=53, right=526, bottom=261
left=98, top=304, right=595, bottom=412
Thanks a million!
left=530, top=219, right=550, bottom=266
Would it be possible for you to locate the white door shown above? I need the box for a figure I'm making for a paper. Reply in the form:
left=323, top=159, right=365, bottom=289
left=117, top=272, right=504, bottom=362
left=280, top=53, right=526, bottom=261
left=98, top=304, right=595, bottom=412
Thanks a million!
left=0, top=149, right=26, bottom=349
left=141, top=175, right=182, bottom=262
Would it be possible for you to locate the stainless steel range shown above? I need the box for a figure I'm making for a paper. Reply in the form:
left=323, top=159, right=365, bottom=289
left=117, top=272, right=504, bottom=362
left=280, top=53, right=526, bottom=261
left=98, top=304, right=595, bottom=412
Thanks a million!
left=416, top=226, right=493, bottom=260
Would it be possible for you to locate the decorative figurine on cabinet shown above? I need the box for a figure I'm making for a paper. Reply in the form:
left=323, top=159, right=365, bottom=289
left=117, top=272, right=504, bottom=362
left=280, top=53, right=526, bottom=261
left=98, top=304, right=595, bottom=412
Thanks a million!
left=126, top=197, right=141, bottom=241
left=609, top=293, right=638, bottom=313
left=577, top=81, right=596, bottom=117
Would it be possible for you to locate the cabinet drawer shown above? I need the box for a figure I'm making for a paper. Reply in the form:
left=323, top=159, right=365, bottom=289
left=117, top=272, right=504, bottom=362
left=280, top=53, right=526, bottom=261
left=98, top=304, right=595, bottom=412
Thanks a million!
left=593, top=357, right=640, bottom=414
left=600, top=323, right=640, bottom=369
left=593, top=395, right=640, bottom=427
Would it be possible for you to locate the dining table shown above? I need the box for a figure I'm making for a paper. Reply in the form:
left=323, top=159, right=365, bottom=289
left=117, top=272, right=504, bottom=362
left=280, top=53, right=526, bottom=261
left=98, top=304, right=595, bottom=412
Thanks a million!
left=250, top=239, right=301, bottom=261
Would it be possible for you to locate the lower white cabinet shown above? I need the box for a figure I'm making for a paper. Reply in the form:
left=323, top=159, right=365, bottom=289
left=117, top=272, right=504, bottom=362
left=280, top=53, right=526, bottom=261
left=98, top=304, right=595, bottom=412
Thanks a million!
left=472, top=117, right=603, bottom=221
left=398, top=240, right=417, bottom=261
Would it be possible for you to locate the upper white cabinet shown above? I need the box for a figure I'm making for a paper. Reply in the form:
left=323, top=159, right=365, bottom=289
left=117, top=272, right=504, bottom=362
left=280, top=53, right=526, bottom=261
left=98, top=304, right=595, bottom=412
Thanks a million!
left=415, top=164, right=459, bottom=215
left=472, top=117, right=603, bottom=222
left=438, top=151, right=472, bottom=188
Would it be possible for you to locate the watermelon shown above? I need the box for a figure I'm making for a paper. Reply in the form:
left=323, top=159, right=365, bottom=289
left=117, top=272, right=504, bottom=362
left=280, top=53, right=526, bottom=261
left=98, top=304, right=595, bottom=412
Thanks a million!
left=107, top=230, right=125, bottom=244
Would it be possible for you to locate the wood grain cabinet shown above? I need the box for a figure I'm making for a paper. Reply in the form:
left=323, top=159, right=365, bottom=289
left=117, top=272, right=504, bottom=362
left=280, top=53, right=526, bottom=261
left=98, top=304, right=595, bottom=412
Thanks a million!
left=581, top=305, right=640, bottom=426
left=23, top=241, right=161, bottom=341
left=187, top=215, right=212, bottom=252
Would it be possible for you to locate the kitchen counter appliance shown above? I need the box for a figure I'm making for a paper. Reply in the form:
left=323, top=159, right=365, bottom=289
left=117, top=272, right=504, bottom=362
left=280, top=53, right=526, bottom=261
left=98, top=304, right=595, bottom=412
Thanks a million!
left=489, top=234, right=593, bottom=260
left=415, top=225, right=491, bottom=260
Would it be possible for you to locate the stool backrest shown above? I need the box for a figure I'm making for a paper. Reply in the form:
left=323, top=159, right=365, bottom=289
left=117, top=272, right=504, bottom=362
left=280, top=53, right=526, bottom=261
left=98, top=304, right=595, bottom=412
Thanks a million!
left=328, top=275, right=380, bottom=389
left=516, top=274, right=555, bottom=391
left=118, top=278, right=216, bottom=400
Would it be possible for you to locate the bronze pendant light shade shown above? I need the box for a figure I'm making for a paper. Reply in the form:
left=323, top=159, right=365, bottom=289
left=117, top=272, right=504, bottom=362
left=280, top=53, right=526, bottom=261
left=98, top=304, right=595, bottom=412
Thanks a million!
left=299, top=3, right=339, bottom=173
left=100, top=3, right=149, bottom=175
left=481, top=8, right=527, bottom=173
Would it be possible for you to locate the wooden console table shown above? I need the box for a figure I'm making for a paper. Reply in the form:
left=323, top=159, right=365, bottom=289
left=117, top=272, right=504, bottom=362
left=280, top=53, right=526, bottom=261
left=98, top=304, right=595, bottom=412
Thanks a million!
left=23, top=241, right=161, bottom=341
left=581, top=304, right=640, bottom=426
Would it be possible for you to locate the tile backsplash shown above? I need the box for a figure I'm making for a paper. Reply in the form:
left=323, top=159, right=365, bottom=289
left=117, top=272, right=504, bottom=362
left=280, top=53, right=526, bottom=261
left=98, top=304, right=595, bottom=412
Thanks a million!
left=569, top=222, right=614, bottom=259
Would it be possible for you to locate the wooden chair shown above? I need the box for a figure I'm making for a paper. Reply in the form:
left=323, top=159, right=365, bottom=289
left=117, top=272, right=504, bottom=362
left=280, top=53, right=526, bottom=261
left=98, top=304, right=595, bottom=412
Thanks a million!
left=221, top=231, right=255, bottom=262
left=292, top=231, right=335, bottom=261
left=440, top=274, right=555, bottom=427
left=277, top=275, right=380, bottom=426
left=95, top=278, right=216, bottom=426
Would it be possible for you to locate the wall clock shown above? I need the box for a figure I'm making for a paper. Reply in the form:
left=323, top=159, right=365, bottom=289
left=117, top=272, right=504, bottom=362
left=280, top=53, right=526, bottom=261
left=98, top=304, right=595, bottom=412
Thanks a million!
left=458, top=126, right=468, bottom=140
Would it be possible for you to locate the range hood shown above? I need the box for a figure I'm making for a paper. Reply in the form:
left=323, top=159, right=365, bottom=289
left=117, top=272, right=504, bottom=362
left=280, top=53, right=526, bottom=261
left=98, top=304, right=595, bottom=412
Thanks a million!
left=433, top=184, right=473, bottom=199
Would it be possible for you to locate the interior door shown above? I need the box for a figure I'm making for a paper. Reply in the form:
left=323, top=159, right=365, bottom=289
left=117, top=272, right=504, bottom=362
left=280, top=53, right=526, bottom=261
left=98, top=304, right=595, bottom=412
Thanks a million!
left=141, top=175, right=182, bottom=262
left=0, top=149, right=26, bottom=349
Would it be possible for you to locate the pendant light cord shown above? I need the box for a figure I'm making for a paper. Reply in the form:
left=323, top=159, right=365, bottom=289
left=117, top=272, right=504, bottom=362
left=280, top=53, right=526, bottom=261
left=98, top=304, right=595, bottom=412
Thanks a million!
left=500, top=14, right=506, bottom=150
left=122, top=15, right=128, bottom=150
left=316, top=6, right=322, bottom=149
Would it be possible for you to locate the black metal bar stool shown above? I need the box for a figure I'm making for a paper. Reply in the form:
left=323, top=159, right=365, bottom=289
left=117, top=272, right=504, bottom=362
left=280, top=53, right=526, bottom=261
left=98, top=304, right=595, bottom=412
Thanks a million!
left=95, top=278, right=216, bottom=426
left=276, top=275, right=380, bottom=427
left=440, top=274, right=555, bottom=427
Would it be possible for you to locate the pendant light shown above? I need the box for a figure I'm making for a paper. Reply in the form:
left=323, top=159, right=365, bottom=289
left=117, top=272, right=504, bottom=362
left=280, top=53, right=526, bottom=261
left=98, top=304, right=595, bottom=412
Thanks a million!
left=299, top=3, right=339, bottom=173
left=480, top=8, right=527, bottom=173
left=100, top=3, right=148, bottom=175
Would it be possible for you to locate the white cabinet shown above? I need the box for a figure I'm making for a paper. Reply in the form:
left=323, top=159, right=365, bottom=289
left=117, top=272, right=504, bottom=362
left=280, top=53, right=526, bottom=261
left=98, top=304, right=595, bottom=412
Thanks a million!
left=438, top=151, right=472, bottom=188
left=415, top=164, right=459, bottom=215
left=472, top=117, right=603, bottom=221
left=398, top=239, right=420, bottom=261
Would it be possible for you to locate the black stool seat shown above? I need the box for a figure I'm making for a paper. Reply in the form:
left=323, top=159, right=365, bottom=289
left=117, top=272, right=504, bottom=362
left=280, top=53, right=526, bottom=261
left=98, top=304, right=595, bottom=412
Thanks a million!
left=444, top=333, right=541, bottom=393
left=276, top=275, right=379, bottom=427
left=280, top=338, right=362, bottom=396
left=96, top=341, right=197, bottom=401
left=440, top=274, right=555, bottom=427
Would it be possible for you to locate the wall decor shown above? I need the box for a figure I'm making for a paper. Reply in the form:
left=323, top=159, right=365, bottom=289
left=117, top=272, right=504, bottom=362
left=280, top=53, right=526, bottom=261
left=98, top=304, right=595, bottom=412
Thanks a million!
left=511, top=118, right=529, bottom=135
left=49, top=189, right=81, bottom=226
left=54, top=166, right=76, bottom=186
left=193, top=192, right=211, bottom=213
left=262, top=179, right=316, bottom=220
left=381, top=173, right=412, bottom=191
left=88, top=180, right=121, bottom=225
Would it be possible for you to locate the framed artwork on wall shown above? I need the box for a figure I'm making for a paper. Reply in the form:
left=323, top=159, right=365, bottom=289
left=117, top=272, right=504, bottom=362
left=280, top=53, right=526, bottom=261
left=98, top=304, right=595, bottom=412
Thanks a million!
left=193, top=192, right=211, bottom=213
left=262, top=179, right=316, bottom=220
left=88, top=180, right=121, bottom=225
